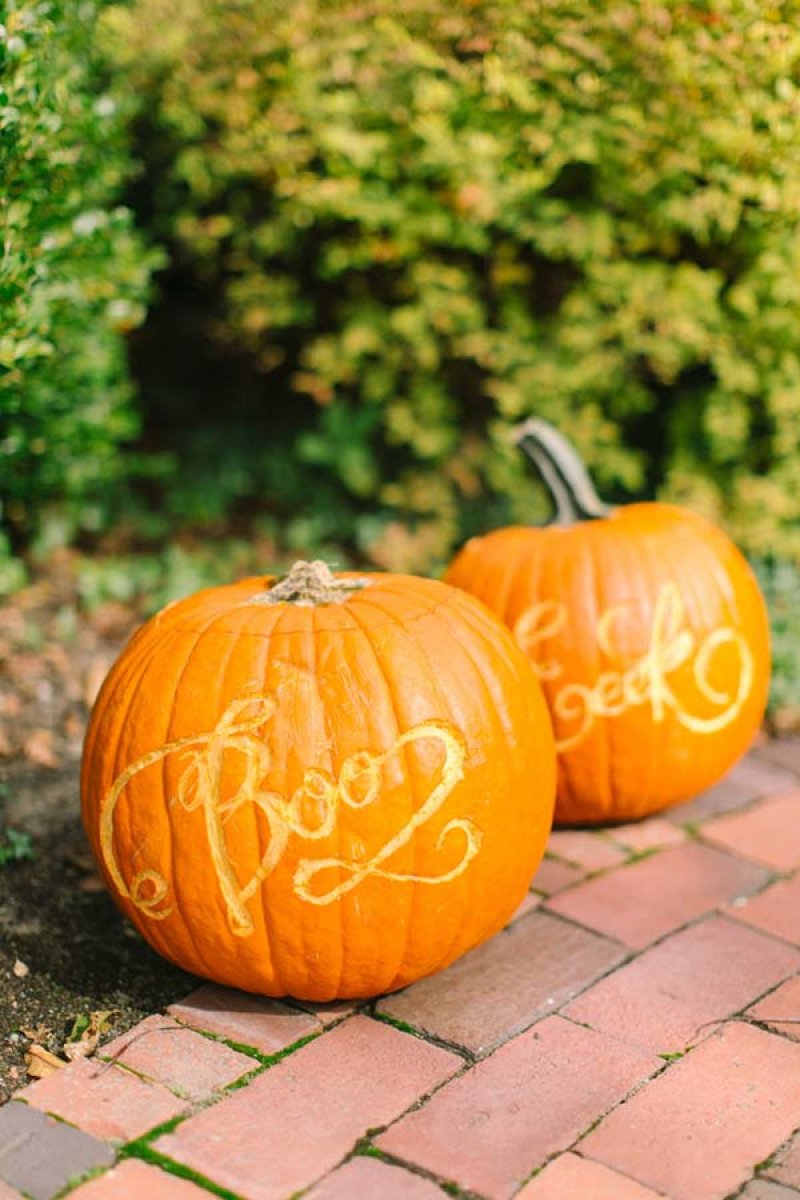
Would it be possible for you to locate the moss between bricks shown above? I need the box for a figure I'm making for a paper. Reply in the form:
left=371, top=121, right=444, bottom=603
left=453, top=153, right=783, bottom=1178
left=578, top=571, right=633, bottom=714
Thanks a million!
left=117, top=1115, right=244, bottom=1198
left=124, top=1144, right=244, bottom=1200
left=352, top=1140, right=475, bottom=1199
left=370, top=1011, right=420, bottom=1038
left=224, top=1029, right=324, bottom=1083
left=369, top=1009, right=474, bottom=1065
left=55, top=1163, right=109, bottom=1199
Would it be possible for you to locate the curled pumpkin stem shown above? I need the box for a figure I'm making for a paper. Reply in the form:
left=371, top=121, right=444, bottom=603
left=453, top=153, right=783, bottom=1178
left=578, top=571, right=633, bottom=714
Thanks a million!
left=514, top=418, right=612, bottom=526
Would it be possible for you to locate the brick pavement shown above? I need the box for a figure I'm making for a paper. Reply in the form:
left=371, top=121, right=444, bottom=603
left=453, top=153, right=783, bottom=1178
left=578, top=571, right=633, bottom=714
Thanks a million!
left=1, top=740, right=799, bottom=1199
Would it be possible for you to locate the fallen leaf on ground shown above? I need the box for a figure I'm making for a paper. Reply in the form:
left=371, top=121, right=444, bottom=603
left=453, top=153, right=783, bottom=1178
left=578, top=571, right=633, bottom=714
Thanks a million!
left=23, top=729, right=58, bottom=769
left=64, top=713, right=84, bottom=739
left=0, top=726, right=12, bottom=757
left=63, top=1035, right=98, bottom=1061
left=77, top=873, right=105, bottom=893
left=25, top=1045, right=65, bottom=1078
left=21, top=1024, right=53, bottom=1042
left=66, top=849, right=105, bottom=892
left=88, top=602, right=135, bottom=639
left=65, top=849, right=95, bottom=871
left=83, top=654, right=115, bottom=708
left=63, top=1009, right=117, bottom=1061
left=12, top=960, right=29, bottom=979
left=7, top=653, right=47, bottom=683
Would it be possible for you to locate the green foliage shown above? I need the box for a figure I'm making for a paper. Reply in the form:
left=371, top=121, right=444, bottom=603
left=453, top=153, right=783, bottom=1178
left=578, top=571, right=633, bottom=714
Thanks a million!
left=754, top=558, right=800, bottom=732
left=74, top=530, right=312, bottom=615
left=0, top=828, right=34, bottom=867
left=103, top=0, right=800, bottom=567
left=0, top=0, right=159, bottom=572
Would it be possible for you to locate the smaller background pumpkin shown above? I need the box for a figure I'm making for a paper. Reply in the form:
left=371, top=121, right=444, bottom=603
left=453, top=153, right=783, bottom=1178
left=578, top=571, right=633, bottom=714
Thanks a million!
left=445, top=420, right=771, bottom=826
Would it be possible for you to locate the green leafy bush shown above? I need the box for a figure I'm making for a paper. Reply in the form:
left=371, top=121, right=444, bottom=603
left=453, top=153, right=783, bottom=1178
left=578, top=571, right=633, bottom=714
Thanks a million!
left=0, top=0, right=158, bottom=583
left=0, top=827, right=33, bottom=867
left=754, top=558, right=800, bottom=732
left=105, top=0, right=800, bottom=568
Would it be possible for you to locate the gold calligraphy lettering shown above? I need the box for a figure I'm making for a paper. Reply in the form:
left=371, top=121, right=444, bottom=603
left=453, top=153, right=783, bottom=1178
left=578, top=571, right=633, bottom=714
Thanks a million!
left=513, top=599, right=566, bottom=680
left=513, top=583, right=754, bottom=753
left=99, top=696, right=479, bottom=936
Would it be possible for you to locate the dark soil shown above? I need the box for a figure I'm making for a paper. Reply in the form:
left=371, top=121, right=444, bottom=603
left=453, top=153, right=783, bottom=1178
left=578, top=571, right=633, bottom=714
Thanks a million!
left=0, top=557, right=196, bottom=1103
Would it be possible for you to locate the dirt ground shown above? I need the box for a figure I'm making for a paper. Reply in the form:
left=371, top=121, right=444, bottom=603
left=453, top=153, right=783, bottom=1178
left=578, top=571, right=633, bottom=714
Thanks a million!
left=0, top=556, right=194, bottom=1103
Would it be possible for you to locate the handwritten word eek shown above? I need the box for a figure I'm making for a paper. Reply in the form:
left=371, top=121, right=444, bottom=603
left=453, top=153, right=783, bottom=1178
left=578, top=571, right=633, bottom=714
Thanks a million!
left=513, top=582, right=754, bottom=753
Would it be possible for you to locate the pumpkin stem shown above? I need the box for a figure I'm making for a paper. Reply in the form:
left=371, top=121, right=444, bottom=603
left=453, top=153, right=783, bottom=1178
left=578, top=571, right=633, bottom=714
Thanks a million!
left=264, top=560, right=368, bottom=606
left=514, top=418, right=612, bottom=525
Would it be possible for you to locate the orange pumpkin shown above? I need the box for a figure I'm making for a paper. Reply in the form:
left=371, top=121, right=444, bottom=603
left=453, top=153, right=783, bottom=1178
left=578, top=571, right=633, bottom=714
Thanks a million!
left=445, top=420, right=771, bottom=826
left=81, top=561, right=555, bottom=1000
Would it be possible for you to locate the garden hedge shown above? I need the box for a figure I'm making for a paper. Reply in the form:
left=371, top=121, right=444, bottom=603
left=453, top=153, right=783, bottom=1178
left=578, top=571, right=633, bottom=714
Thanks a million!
left=103, top=0, right=800, bottom=570
left=0, top=0, right=156, bottom=585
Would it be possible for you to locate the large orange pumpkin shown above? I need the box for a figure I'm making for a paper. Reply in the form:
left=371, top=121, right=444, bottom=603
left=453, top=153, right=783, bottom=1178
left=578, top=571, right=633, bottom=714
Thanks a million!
left=81, top=561, right=555, bottom=1000
left=445, top=421, right=771, bottom=826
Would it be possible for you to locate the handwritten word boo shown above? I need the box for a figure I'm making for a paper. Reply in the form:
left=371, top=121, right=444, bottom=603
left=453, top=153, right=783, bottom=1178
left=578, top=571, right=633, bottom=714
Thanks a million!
left=99, top=695, right=480, bottom=936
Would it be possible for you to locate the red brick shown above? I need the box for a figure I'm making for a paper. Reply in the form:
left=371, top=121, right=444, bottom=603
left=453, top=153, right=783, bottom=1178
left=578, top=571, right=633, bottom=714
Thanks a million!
left=702, top=791, right=800, bottom=871
left=727, top=875, right=800, bottom=946
left=509, top=891, right=542, bottom=921
left=581, top=1022, right=800, bottom=1200
left=168, top=983, right=319, bottom=1055
left=531, top=857, right=584, bottom=896
left=153, top=1016, right=460, bottom=1200
left=564, top=916, right=800, bottom=1053
left=547, top=842, right=768, bottom=948
left=22, top=1057, right=187, bottom=1142
left=516, top=1153, right=664, bottom=1199
left=740, top=1181, right=800, bottom=1200
left=546, top=830, right=627, bottom=872
left=753, top=737, right=800, bottom=777
left=608, top=818, right=686, bottom=854
left=377, top=911, right=625, bottom=1055
left=666, top=755, right=797, bottom=824
left=284, top=998, right=358, bottom=1027
left=100, top=1015, right=254, bottom=1101
left=0, top=1185, right=22, bottom=1200
left=376, top=1016, right=659, bottom=1200
left=666, top=779, right=750, bottom=824
left=765, top=1131, right=800, bottom=1188
left=304, top=1156, right=447, bottom=1199
left=0, top=1102, right=114, bottom=1199
left=68, top=1159, right=211, bottom=1198
left=747, top=976, right=800, bottom=1040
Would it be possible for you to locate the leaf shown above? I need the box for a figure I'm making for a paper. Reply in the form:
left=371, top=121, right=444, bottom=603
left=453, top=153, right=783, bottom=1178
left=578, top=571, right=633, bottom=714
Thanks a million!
left=21, top=1024, right=52, bottom=1042
left=63, top=1035, right=98, bottom=1061
left=68, top=1013, right=91, bottom=1041
left=67, top=848, right=105, bottom=892
left=77, top=872, right=105, bottom=893
left=24, top=1045, right=65, bottom=1079
left=63, top=1009, right=117, bottom=1061
left=83, top=654, right=115, bottom=708
left=0, top=829, right=34, bottom=866
left=23, top=729, right=58, bottom=769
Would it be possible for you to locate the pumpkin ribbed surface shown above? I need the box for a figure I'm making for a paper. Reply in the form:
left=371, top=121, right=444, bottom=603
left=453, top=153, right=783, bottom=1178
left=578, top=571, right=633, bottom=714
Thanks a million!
left=446, top=503, right=770, bottom=825
left=81, top=569, right=555, bottom=1000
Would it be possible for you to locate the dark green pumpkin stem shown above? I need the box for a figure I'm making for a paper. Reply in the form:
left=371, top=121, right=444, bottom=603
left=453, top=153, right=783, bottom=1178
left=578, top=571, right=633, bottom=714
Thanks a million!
left=514, top=418, right=612, bottom=525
